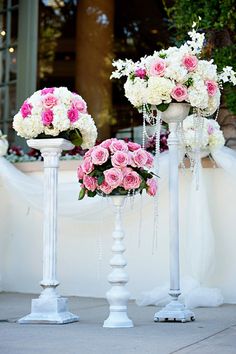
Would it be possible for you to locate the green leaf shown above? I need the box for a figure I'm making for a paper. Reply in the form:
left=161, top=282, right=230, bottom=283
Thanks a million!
left=69, top=129, right=83, bottom=147
left=156, top=103, right=170, bottom=112
left=97, top=175, right=105, bottom=186
left=87, top=190, right=96, bottom=198
left=78, top=188, right=86, bottom=200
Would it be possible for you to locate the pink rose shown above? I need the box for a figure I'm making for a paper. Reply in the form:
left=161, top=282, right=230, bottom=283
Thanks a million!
left=42, top=94, right=58, bottom=109
left=104, top=168, right=123, bottom=188
left=77, top=165, right=84, bottom=180
left=123, top=171, right=141, bottom=190
left=68, top=108, right=79, bottom=123
left=98, top=180, right=114, bottom=195
left=110, top=139, right=129, bottom=153
left=84, top=147, right=95, bottom=158
left=20, top=101, right=32, bottom=118
left=145, top=151, right=154, bottom=169
left=111, top=151, right=130, bottom=168
left=81, top=158, right=94, bottom=174
left=100, top=139, right=112, bottom=149
left=91, top=146, right=109, bottom=165
left=72, top=97, right=87, bottom=113
left=135, top=68, right=146, bottom=79
left=171, top=84, right=188, bottom=102
left=132, top=148, right=148, bottom=167
left=42, top=110, right=54, bottom=125
left=83, top=175, right=97, bottom=191
left=205, top=80, right=218, bottom=96
left=146, top=178, right=158, bottom=196
left=127, top=141, right=141, bottom=151
left=207, top=124, right=215, bottom=135
left=182, top=55, right=198, bottom=72
left=41, top=87, right=55, bottom=95
left=149, top=58, right=166, bottom=76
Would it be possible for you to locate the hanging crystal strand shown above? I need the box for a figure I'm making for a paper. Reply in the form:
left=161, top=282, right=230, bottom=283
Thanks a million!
left=214, top=106, right=220, bottom=121
left=193, top=110, right=204, bottom=190
left=142, top=109, right=146, bottom=149
left=152, top=109, right=162, bottom=253
left=178, top=121, right=186, bottom=172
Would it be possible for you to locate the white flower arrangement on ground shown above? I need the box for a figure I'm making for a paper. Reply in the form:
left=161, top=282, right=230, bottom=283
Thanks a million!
left=13, top=87, right=97, bottom=149
left=0, top=130, right=9, bottom=156
left=111, top=23, right=236, bottom=116
left=182, top=114, right=225, bottom=153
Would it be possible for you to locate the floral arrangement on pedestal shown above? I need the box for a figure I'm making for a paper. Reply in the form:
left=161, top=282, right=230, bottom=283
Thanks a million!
left=13, top=87, right=97, bottom=148
left=78, top=138, right=157, bottom=199
left=182, top=115, right=225, bottom=154
left=111, top=24, right=236, bottom=117
left=0, top=130, right=9, bottom=157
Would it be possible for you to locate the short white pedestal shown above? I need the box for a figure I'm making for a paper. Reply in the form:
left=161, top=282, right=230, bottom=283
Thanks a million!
left=154, top=103, right=195, bottom=323
left=103, top=196, right=133, bottom=328
left=18, top=138, right=79, bottom=324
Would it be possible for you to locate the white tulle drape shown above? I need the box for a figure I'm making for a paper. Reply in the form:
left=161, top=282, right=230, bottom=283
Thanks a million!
left=137, top=146, right=236, bottom=308
left=1, top=146, right=236, bottom=307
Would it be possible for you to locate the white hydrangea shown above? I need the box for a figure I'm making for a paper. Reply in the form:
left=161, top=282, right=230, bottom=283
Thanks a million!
left=124, top=77, right=147, bottom=107
left=52, top=106, right=71, bottom=131
left=73, top=114, right=97, bottom=149
left=188, top=85, right=209, bottom=109
left=145, top=77, right=174, bottom=105
left=183, top=114, right=224, bottom=151
left=208, top=130, right=225, bottom=149
left=196, top=60, right=218, bottom=81
left=13, top=112, right=44, bottom=139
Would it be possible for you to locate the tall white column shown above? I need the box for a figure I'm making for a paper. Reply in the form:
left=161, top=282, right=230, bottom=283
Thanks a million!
left=19, top=138, right=79, bottom=324
left=103, top=195, right=133, bottom=328
left=154, top=103, right=195, bottom=322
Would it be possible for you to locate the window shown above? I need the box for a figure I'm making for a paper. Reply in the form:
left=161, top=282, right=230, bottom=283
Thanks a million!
left=0, top=0, right=18, bottom=143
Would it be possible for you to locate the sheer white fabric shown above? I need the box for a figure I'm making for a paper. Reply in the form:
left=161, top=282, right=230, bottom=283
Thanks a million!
left=136, top=147, right=236, bottom=308
left=1, top=146, right=235, bottom=307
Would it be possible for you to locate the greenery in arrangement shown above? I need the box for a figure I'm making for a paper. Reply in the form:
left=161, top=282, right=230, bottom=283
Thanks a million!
left=163, top=0, right=236, bottom=115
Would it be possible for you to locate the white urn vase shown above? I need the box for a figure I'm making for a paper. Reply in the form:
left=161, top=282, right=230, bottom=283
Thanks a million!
left=103, top=195, right=133, bottom=328
left=154, top=103, right=195, bottom=322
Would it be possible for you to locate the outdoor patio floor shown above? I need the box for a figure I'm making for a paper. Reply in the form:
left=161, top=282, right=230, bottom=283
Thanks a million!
left=0, top=292, right=235, bottom=354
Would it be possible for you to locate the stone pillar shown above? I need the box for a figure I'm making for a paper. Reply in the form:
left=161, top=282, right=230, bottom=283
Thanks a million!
left=75, top=0, right=114, bottom=140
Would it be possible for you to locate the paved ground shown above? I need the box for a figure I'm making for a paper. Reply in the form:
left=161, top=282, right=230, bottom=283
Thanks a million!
left=0, top=292, right=235, bottom=354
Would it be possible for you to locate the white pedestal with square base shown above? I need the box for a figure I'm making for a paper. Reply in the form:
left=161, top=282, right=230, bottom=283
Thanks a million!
left=18, top=139, right=79, bottom=324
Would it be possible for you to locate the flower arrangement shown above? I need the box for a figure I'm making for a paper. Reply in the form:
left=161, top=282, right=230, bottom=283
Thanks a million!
left=78, top=138, right=158, bottom=199
left=182, top=114, right=225, bottom=152
left=13, top=87, right=97, bottom=148
left=111, top=24, right=236, bottom=116
left=0, top=130, right=9, bottom=157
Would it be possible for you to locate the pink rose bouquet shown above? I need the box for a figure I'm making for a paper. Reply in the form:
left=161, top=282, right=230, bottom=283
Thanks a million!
left=13, top=87, right=97, bottom=149
left=111, top=24, right=235, bottom=117
left=78, top=138, right=157, bottom=199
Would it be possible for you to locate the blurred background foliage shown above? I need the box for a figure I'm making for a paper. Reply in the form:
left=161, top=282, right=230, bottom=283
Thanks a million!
left=163, top=0, right=236, bottom=115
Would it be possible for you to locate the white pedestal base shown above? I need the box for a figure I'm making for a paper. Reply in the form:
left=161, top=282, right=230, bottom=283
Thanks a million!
left=103, top=309, right=133, bottom=328
left=18, top=297, right=79, bottom=324
left=154, top=300, right=195, bottom=323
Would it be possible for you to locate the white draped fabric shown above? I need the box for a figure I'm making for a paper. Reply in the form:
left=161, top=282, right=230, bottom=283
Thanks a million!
left=0, top=146, right=236, bottom=307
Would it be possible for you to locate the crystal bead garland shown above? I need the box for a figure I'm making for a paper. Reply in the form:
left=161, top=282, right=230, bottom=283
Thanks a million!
left=142, top=104, right=162, bottom=252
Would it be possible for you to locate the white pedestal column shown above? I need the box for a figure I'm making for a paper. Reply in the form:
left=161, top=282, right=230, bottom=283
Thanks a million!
left=154, top=103, right=195, bottom=322
left=19, top=138, right=79, bottom=324
left=103, top=195, right=133, bottom=328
